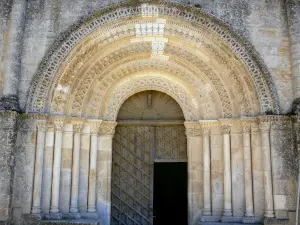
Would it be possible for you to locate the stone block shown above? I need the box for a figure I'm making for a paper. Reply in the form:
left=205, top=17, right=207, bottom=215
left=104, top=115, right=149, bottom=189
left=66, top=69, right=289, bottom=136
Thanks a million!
left=242, top=216, right=262, bottom=224
left=221, top=216, right=243, bottom=223
left=200, top=215, right=221, bottom=222
left=264, top=218, right=289, bottom=225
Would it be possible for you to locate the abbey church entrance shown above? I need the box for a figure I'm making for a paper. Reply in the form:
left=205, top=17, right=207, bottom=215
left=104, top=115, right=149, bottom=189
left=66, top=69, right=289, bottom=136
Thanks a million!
left=111, top=91, right=188, bottom=225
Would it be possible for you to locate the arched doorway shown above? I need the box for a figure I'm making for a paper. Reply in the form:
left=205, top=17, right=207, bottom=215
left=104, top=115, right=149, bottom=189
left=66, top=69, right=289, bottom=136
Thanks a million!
left=111, top=91, right=188, bottom=225
left=15, top=3, right=296, bottom=225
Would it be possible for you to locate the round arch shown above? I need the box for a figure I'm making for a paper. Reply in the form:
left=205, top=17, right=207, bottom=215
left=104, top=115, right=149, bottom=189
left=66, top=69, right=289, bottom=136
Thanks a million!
left=25, top=1, right=280, bottom=118
left=101, top=73, right=201, bottom=121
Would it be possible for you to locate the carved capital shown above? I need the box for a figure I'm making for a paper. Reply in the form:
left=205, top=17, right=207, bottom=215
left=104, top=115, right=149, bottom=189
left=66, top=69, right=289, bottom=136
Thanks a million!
left=99, top=121, right=118, bottom=136
left=199, top=120, right=217, bottom=136
left=88, top=119, right=103, bottom=134
left=36, top=120, right=47, bottom=132
left=73, top=123, right=83, bottom=133
left=184, top=122, right=201, bottom=137
left=259, top=117, right=271, bottom=132
left=201, top=127, right=211, bottom=135
left=52, top=118, right=64, bottom=132
left=241, top=118, right=256, bottom=133
left=220, top=125, right=231, bottom=134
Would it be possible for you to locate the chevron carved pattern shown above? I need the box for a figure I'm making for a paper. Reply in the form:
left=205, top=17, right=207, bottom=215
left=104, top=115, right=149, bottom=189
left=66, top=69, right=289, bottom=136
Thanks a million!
left=112, top=126, right=153, bottom=225
left=155, top=125, right=187, bottom=160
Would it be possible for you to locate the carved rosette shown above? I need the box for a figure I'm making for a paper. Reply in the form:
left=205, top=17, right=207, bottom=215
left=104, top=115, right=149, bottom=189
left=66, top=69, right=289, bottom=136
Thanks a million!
left=88, top=119, right=103, bottom=135
left=99, top=121, right=118, bottom=136
left=184, top=122, right=201, bottom=137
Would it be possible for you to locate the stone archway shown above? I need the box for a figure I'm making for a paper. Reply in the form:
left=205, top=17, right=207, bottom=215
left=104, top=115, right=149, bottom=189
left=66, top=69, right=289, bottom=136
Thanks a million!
left=111, top=91, right=188, bottom=225
left=14, top=2, right=297, bottom=225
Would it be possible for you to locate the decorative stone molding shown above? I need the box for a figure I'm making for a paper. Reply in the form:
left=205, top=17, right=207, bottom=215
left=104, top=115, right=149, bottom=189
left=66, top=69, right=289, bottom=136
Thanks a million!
left=102, top=75, right=199, bottom=121
left=36, top=120, right=47, bottom=132
left=52, top=118, right=64, bottom=132
left=199, top=120, right=218, bottom=135
left=88, top=119, right=103, bottom=134
left=99, top=121, right=118, bottom=136
left=25, top=2, right=279, bottom=116
left=219, top=119, right=233, bottom=134
left=184, top=122, right=201, bottom=137
left=241, top=117, right=256, bottom=133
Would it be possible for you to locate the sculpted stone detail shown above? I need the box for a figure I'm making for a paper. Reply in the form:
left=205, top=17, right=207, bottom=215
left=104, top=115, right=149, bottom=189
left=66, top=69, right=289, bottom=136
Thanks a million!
left=73, top=122, right=84, bottom=133
left=184, top=122, right=201, bottom=137
left=83, top=58, right=220, bottom=119
left=26, top=2, right=278, bottom=116
left=220, top=125, right=231, bottom=134
left=102, top=76, right=198, bottom=121
left=99, top=121, right=118, bottom=136
left=88, top=120, right=103, bottom=134
left=52, top=119, right=64, bottom=132
left=36, top=120, right=47, bottom=132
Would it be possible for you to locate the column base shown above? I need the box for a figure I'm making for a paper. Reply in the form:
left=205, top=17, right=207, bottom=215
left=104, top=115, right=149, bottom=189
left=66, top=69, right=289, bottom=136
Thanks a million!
left=87, top=207, right=96, bottom=213
left=31, top=207, right=41, bottom=214
left=221, top=216, right=242, bottom=223
left=264, top=210, right=275, bottom=218
left=200, top=215, right=221, bottom=222
left=202, top=208, right=212, bottom=216
left=50, top=207, right=60, bottom=214
left=223, top=209, right=233, bottom=217
left=245, top=211, right=255, bottom=217
left=70, top=207, right=79, bottom=213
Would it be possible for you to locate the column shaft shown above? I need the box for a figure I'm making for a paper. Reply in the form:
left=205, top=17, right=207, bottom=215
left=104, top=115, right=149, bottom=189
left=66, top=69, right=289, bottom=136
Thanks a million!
left=31, top=121, right=47, bottom=214
left=203, top=130, right=211, bottom=216
left=260, top=120, right=275, bottom=218
left=50, top=121, right=64, bottom=213
left=41, top=126, right=54, bottom=213
left=88, top=133, right=98, bottom=212
left=70, top=124, right=82, bottom=213
left=184, top=122, right=202, bottom=225
left=222, top=125, right=232, bottom=216
left=242, top=123, right=254, bottom=217
left=97, top=122, right=117, bottom=225
left=59, top=124, right=73, bottom=212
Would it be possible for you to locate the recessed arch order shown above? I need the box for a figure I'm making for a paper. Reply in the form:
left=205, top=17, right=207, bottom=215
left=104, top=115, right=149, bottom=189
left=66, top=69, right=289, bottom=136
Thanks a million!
left=25, top=2, right=280, bottom=121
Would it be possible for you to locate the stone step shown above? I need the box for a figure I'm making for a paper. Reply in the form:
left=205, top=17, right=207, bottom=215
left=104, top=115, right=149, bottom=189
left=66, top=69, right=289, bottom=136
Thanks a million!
left=199, top=223, right=262, bottom=225
left=40, top=219, right=100, bottom=225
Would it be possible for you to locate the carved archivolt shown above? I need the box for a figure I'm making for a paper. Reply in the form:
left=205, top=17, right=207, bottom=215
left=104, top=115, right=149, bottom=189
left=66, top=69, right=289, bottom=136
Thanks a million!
left=101, top=74, right=200, bottom=121
left=26, top=2, right=280, bottom=120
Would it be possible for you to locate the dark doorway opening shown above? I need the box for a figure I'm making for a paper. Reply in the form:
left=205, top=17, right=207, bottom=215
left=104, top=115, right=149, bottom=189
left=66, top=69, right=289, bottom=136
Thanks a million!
left=153, top=162, right=188, bottom=225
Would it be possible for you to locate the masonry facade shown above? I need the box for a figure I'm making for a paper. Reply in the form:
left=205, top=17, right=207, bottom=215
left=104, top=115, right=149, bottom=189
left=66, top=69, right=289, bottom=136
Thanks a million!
left=0, top=1, right=300, bottom=225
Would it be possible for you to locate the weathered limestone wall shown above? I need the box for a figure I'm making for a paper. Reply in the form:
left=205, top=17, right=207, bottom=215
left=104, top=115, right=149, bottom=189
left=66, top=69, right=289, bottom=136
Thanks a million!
left=0, top=111, right=18, bottom=223
left=0, top=0, right=13, bottom=98
left=11, top=117, right=37, bottom=225
left=286, top=0, right=300, bottom=102
left=0, top=0, right=27, bottom=111
left=14, top=0, right=292, bottom=113
left=270, top=118, right=297, bottom=219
